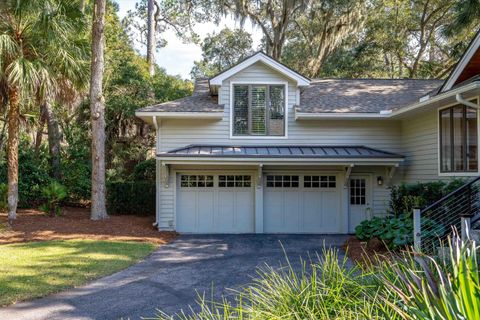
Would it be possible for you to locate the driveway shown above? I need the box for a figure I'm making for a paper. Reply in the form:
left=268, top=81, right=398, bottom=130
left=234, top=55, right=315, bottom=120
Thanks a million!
left=0, top=234, right=350, bottom=320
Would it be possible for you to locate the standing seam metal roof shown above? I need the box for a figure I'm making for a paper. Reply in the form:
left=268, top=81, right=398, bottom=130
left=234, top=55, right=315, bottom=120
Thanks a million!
left=157, top=145, right=404, bottom=159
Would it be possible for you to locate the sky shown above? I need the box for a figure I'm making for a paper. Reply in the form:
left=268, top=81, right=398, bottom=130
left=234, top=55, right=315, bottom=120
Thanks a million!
left=115, top=0, right=263, bottom=79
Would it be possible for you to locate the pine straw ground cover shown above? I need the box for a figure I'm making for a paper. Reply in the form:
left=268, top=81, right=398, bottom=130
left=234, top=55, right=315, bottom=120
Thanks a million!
left=0, top=207, right=177, bottom=244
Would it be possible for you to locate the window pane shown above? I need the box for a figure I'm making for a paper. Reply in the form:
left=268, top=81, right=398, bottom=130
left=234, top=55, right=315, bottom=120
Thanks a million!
left=251, top=86, right=267, bottom=135
left=453, top=106, right=465, bottom=171
left=440, top=109, right=451, bottom=172
left=233, top=85, right=249, bottom=135
left=467, top=107, right=478, bottom=171
left=268, top=85, right=285, bottom=135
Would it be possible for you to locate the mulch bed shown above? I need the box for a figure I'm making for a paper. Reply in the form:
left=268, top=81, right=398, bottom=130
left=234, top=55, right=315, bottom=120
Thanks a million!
left=342, top=235, right=391, bottom=266
left=0, top=207, right=177, bottom=245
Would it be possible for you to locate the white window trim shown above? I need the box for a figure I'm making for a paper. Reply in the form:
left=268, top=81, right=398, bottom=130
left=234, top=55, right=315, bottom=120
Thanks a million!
left=229, top=81, right=289, bottom=140
left=437, top=97, right=480, bottom=176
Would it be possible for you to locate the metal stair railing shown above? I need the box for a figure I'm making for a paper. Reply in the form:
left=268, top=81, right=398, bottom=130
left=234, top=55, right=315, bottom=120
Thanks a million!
left=415, top=176, right=480, bottom=254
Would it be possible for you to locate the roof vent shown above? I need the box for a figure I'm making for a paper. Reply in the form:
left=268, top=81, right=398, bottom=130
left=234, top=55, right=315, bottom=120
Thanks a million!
left=419, top=95, right=430, bottom=102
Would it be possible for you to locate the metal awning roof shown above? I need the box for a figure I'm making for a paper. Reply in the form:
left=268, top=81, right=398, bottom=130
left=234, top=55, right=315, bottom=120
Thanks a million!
left=157, top=145, right=404, bottom=160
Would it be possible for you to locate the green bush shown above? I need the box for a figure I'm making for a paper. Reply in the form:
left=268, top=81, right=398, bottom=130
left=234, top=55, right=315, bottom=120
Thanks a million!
left=131, top=158, right=156, bottom=181
left=0, top=183, right=7, bottom=211
left=39, top=181, right=68, bottom=216
left=389, top=179, right=465, bottom=215
left=0, top=144, right=51, bottom=208
left=355, top=214, right=445, bottom=250
left=106, top=181, right=155, bottom=216
left=381, top=236, right=480, bottom=320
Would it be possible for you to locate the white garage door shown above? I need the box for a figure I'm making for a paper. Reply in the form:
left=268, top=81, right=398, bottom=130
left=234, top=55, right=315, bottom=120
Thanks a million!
left=176, top=174, right=255, bottom=233
left=264, top=174, right=341, bottom=233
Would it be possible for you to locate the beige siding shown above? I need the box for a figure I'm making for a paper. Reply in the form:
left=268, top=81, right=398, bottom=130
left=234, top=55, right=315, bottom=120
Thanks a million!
left=155, top=61, right=407, bottom=230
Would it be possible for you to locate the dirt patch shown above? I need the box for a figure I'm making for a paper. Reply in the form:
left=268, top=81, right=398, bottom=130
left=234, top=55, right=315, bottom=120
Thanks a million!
left=342, top=236, right=390, bottom=266
left=0, top=207, right=177, bottom=245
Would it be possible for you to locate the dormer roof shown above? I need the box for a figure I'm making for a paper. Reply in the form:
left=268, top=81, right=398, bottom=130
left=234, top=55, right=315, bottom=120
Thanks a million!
left=209, top=51, right=310, bottom=86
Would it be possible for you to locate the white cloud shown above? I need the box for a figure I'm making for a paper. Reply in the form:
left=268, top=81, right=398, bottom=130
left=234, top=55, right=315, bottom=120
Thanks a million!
left=115, top=0, right=263, bottom=79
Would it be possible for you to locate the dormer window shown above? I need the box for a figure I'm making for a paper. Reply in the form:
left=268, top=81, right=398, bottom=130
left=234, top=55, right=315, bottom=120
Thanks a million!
left=232, top=84, right=286, bottom=136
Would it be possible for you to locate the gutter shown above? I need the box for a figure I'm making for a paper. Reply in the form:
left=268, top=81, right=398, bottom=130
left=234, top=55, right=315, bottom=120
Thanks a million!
left=456, top=93, right=479, bottom=109
left=390, top=82, right=480, bottom=118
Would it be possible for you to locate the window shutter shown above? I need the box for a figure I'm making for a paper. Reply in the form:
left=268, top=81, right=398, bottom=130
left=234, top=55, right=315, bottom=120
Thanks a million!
left=268, top=85, right=285, bottom=135
left=233, top=86, right=248, bottom=135
left=251, top=86, right=267, bottom=135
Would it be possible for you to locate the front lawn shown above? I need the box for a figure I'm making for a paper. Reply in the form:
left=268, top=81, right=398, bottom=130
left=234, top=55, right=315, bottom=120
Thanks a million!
left=0, top=240, right=156, bottom=306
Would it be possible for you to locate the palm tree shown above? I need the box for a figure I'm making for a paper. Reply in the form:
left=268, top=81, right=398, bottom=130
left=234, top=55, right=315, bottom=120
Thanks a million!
left=0, top=0, right=89, bottom=224
left=445, top=0, right=480, bottom=35
left=89, top=0, right=108, bottom=220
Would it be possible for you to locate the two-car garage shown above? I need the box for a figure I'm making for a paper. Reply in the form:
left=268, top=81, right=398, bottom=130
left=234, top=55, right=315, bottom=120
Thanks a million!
left=175, top=173, right=342, bottom=234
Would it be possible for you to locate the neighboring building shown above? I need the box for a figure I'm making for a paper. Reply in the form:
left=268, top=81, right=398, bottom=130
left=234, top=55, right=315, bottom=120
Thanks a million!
left=136, top=32, right=480, bottom=234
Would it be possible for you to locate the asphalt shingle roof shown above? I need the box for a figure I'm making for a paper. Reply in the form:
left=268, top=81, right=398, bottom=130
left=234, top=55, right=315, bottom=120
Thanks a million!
left=158, top=144, right=404, bottom=159
left=296, top=79, right=444, bottom=113
left=136, top=79, right=223, bottom=113
left=137, top=78, right=448, bottom=114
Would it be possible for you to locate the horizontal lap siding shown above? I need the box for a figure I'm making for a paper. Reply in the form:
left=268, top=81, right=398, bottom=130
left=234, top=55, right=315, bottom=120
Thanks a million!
left=156, top=62, right=405, bottom=229
left=401, top=109, right=444, bottom=183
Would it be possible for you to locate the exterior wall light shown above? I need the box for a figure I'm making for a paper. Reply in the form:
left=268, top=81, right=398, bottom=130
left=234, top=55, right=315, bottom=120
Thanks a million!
left=377, top=176, right=384, bottom=186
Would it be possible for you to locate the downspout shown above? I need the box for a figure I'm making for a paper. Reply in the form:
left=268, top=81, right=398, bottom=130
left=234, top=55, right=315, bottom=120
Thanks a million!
left=152, top=115, right=159, bottom=228
left=456, top=94, right=479, bottom=109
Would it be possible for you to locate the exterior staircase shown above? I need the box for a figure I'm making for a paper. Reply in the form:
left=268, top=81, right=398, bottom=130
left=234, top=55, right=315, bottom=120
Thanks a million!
left=418, top=176, right=480, bottom=253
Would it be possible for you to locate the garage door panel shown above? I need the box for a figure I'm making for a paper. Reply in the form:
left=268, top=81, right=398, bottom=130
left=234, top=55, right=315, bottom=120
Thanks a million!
left=284, top=191, right=301, bottom=232
left=196, top=191, right=215, bottom=232
left=176, top=191, right=197, bottom=233
left=216, top=191, right=235, bottom=231
left=321, top=191, right=340, bottom=232
left=234, top=191, right=255, bottom=232
left=264, top=174, right=342, bottom=234
left=264, top=191, right=285, bottom=232
left=176, top=174, right=254, bottom=233
left=303, top=191, right=322, bottom=232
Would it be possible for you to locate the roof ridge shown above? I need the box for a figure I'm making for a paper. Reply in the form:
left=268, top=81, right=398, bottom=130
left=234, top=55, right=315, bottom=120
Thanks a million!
left=310, top=77, right=444, bottom=81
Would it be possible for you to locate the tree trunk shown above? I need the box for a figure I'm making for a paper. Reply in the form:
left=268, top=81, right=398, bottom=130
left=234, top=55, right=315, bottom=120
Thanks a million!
left=7, top=87, right=19, bottom=224
left=146, top=0, right=156, bottom=77
left=44, top=102, right=62, bottom=180
left=0, top=117, right=7, bottom=152
left=89, top=0, right=108, bottom=220
left=34, top=105, right=46, bottom=155
left=80, top=0, right=86, bottom=13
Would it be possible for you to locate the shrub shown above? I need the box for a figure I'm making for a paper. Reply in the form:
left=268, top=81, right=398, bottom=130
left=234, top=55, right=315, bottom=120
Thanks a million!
left=355, top=214, right=445, bottom=250
left=389, top=179, right=465, bottom=216
left=0, top=183, right=7, bottom=211
left=380, top=236, right=480, bottom=320
left=106, top=181, right=155, bottom=216
left=0, top=144, right=51, bottom=208
left=131, top=158, right=156, bottom=181
left=39, top=181, right=68, bottom=216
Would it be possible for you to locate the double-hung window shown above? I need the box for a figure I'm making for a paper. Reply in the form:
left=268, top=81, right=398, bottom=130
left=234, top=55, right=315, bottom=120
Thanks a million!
left=232, top=84, right=286, bottom=136
left=439, top=104, right=478, bottom=173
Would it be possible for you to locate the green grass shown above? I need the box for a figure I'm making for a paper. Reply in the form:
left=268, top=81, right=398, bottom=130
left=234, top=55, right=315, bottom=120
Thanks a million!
left=0, top=240, right=156, bottom=306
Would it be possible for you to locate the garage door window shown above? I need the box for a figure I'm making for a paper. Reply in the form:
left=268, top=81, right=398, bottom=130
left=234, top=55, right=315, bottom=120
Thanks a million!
left=350, top=178, right=366, bottom=205
left=219, top=175, right=251, bottom=187
left=304, top=175, right=336, bottom=188
left=266, top=175, right=299, bottom=187
left=180, top=175, right=214, bottom=188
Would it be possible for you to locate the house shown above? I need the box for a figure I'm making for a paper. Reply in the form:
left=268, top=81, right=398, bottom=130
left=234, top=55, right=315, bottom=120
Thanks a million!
left=136, top=32, right=480, bottom=234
